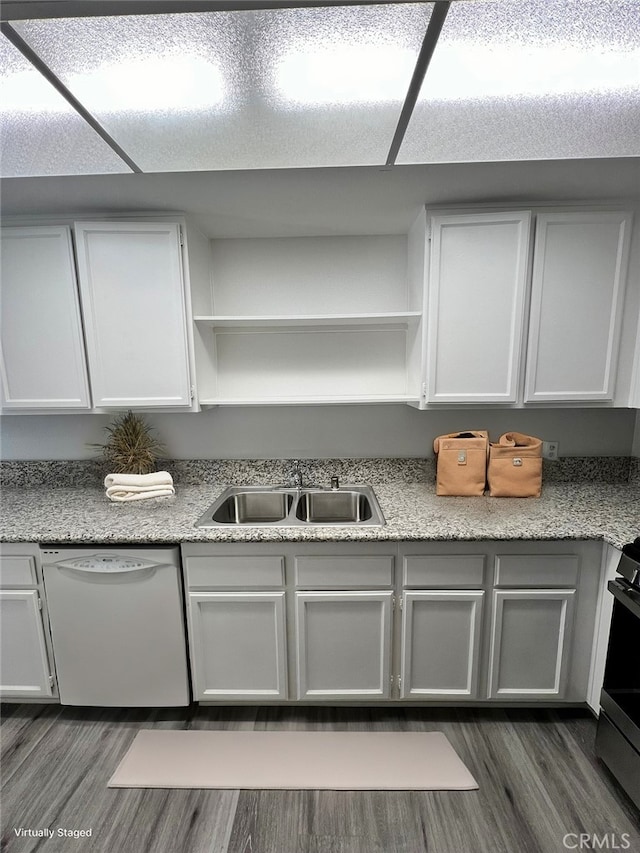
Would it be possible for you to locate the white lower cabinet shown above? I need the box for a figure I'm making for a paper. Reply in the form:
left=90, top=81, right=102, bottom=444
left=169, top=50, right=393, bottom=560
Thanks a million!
left=183, top=545, right=289, bottom=701
left=399, top=541, right=600, bottom=704
left=188, top=592, right=287, bottom=701
left=182, top=540, right=602, bottom=706
left=295, top=591, right=393, bottom=700
left=0, top=546, right=56, bottom=700
left=0, top=591, right=54, bottom=698
left=400, top=591, right=484, bottom=699
left=488, top=589, right=575, bottom=700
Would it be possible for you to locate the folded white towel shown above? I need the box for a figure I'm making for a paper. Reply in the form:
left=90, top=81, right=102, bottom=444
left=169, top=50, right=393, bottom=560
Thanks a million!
left=106, top=483, right=175, bottom=497
left=106, top=487, right=175, bottom=502
left=104, top=471, right=174, bottom=489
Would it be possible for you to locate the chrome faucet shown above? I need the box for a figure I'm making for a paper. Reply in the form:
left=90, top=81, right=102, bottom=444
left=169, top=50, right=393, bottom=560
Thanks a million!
left=330, top=476, right=340, bottom=491
left=289, top=460, right=303, bottom=488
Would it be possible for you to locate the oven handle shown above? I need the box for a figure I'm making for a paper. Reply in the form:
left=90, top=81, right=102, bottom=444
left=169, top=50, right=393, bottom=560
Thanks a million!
left=608, top=579, right=640, bottom=620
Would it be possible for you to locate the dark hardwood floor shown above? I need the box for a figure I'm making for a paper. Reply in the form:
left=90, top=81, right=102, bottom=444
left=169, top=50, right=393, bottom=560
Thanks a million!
left=1, top=704, right=638, bottom=853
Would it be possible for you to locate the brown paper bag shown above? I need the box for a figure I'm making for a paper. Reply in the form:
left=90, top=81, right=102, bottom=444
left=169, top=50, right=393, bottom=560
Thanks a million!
left=433, top=431, right=489, bottom=496
left=488, top=432, right=542, bottom=497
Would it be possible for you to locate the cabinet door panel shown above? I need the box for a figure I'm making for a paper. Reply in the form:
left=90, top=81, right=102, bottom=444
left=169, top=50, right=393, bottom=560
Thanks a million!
left=488, top=589, right=575, bottom=699
left=0, top=590, right=53, bottom=698
left=426, top=212, right=531, bottom=403
left=401, top=591, right=484, bottom=698
left=0, top=555, right=37, bottom=587
left=74, top=221, right=191, bottom=407
left=295, top=591, right=392, bottom=700
left=0, top=226, right=90, bottom=409
left=188, top=592, right=287, bottom=700
left=525, top=211, right=632, bottom=402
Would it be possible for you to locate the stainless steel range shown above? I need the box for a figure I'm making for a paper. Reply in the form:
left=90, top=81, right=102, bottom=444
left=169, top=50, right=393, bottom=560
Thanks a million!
left=595, top=538, right=640, bottom=811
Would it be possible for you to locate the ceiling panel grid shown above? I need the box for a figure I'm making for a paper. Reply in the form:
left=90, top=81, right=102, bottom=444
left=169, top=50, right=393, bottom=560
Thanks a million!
left=6, top=3, right=433, bottom=173
left=1, top=0, right=639, bottom=178
left=0, top=33, right=133, bottom=176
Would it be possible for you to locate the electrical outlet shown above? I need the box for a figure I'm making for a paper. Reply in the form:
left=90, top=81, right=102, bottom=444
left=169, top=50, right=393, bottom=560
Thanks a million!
left=542, top=441, right=559, bottom=460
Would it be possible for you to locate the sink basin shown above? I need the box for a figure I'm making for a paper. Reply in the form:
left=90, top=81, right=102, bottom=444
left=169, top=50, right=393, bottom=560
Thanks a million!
left=295, top=490, right=373, bottom=524
left=200, top=488, right=295, bottom=526
left=195, top=485, right=384, bottom=528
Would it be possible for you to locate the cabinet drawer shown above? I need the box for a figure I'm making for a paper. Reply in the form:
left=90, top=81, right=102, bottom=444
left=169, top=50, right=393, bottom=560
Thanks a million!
left=0, top=556, right=37, bottom=587
left=185, top=555, right=284, bottom=588
left=494, top=554, right=579, bottom=587
left=403, top=555, right=485, bottom=588
left=295, top=556, right=393, bottom=588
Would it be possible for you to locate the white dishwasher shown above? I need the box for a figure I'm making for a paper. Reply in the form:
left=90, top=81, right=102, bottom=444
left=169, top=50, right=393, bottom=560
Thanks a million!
left=41, top=546, right=189, bottom=707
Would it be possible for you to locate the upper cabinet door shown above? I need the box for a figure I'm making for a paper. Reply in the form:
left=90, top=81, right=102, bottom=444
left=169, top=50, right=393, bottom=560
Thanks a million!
left=74, top=221, right=191, bottom=408
left=0, top=226, right=90, bottom=409
left=426, top=212, right=531, bottom=403
left=524, top=211, right=632, bottom=403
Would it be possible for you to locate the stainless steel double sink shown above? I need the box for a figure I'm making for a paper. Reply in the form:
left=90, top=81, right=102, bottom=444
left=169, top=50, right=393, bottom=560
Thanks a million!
left=195, top=485, right=385, bottom=528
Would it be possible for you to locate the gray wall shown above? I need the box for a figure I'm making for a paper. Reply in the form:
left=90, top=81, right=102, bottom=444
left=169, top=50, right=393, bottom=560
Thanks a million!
left=0, top=406, right=636, bottom=461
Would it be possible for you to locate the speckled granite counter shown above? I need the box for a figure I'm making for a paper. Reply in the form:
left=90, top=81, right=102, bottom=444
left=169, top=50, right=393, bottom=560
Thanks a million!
left=1, top=482, right=638, bottom=550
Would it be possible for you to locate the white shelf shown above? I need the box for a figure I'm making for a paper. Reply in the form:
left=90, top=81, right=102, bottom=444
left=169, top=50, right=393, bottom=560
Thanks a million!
left=194, top=312, right=422, bottom=329
left=199, top=394, right=421, bottom=406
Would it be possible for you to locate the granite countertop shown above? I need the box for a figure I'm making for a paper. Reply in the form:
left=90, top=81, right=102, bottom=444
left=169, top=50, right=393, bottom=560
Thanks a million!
left=1, top=482, right=638, bottom=549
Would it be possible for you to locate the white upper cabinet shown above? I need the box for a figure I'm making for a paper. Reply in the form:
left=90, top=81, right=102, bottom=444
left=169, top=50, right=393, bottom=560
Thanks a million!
left=524, top=211, right=633, bottom=402
left=425, top=212, right=531, bottom=403
left=74, top=221, right=192, bottom=408
left=0, top=226, right=91, bottom=409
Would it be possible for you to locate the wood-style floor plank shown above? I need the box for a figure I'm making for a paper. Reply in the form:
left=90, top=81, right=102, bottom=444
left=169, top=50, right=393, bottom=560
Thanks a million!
left=1, top=703, right=66, bottom=784
left=1, top=704, right=638, bottom=853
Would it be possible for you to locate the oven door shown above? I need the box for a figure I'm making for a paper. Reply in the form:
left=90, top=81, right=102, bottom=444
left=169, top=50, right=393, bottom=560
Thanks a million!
left=595, top=579, right=640, bottom=810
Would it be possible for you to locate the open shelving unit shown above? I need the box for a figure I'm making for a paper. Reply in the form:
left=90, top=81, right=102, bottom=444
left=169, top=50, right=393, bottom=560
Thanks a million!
left=188, top=225, right=427, bottom=406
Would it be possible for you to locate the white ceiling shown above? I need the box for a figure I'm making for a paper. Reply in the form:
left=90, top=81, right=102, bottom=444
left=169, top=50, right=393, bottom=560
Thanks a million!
left=2, top=158, right=639, bottom=237
left=1, top=0, right=639, bottom=178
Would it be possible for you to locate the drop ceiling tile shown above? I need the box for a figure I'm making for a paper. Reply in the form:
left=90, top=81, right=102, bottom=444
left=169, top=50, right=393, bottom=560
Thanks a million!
left=398, top=0, right=640, bottom=164
left=0, top=34, right=133, bottom=177
left=12, top=4, right=433, bottom=173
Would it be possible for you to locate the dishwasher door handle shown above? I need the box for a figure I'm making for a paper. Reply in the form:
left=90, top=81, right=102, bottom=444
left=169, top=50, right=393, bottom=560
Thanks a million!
left=55, top=554, right=162, bottom=571
left=52, top=565, right=160, bottom=586
left=51, top=554, right=167, bottom=581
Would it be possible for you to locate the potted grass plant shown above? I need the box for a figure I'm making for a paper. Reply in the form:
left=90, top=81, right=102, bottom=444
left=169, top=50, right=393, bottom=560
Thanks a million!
left=92, top=410, right=166, bottom=474
left=91, top=412, right=174, bottom=502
